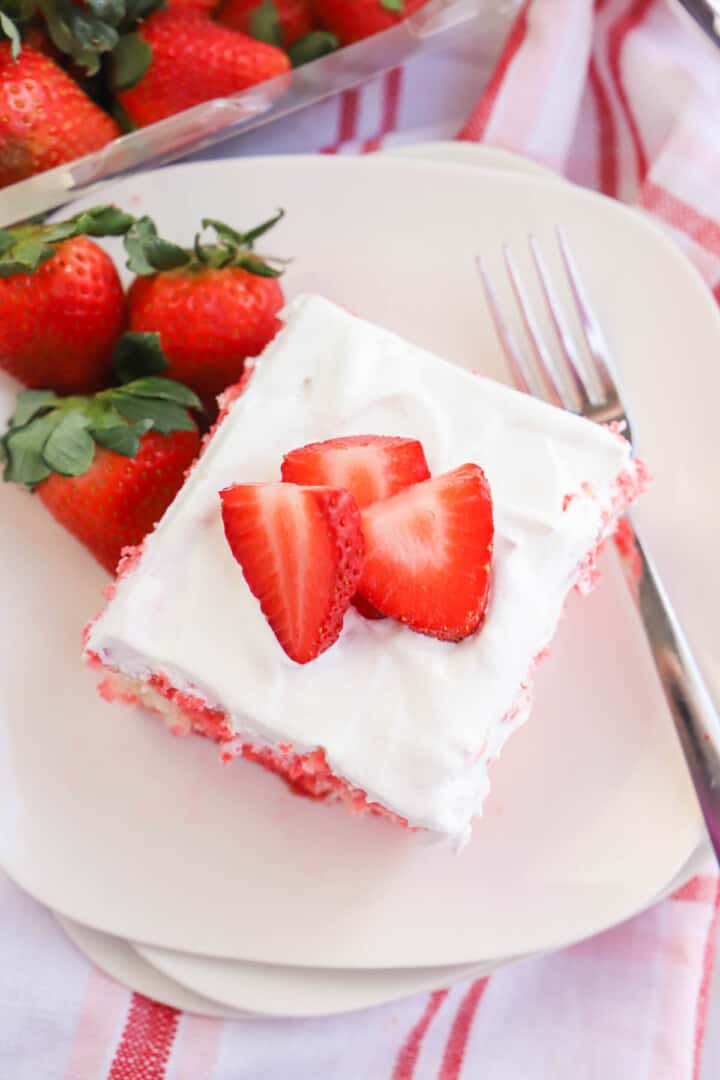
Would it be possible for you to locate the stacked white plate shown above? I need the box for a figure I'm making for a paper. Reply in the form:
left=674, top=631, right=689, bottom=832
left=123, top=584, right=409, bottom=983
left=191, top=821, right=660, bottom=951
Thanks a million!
left=1, top=142, right=716, bottom=1017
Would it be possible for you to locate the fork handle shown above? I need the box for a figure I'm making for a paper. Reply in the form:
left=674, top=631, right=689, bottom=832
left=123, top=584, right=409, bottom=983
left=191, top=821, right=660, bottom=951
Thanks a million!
left=619, top=519, right=720, bottom=863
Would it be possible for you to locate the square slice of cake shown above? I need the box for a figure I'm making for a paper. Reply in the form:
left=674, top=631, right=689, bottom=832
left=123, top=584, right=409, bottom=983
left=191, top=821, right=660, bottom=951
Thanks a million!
left=85, top=294, right=646, bottom=846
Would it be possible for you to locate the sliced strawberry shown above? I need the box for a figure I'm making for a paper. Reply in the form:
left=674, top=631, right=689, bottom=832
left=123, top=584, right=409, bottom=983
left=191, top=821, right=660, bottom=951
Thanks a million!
left=220, top=482, right=365, bottom=663
left=281, top=435, right=430, bottom=509
left=351, top=593, right=386, bottom=620
left=357, top=464, right=494, bottom=642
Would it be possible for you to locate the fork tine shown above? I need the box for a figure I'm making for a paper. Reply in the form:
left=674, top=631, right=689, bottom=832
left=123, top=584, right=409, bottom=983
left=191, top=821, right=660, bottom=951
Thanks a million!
left=475, top=256, right=542, bottom=398
left=555, top=227, right=617, bottom=403
left=502, top=245, right=571, bottom=410
left=528, top=235, right=594, bottom=411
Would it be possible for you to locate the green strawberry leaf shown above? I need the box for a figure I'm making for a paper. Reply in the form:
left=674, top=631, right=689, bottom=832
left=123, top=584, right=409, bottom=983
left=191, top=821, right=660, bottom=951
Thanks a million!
left=200, top=219, right=245, bottom=247
left=85, top=0, right=124, bottom=25
left=43, top=205, right=137, bottom=243
left=3, top=411, right=64, bottom=486
left=109, top=392, right=196, bottom=434
left=237, top=208, right=285, bottom=248
left=0, top=236, right=55, bottom=277
left=235, top=253, right=283, bottom=278
left=288, top=31, right=338, bottom=68
left=249, top=0, right=282, bottom=46
left=86, top=401, right=126, bottom=431
left=42, top=411, right=94, bottom=476
left=380, top=0, right=404, bottom=11
left=116, top=376, right=201, bottom=408
left=112, top=331, right=168, bottom=384
left=39, top=0, right=119, bottom=75
left=93, top=419, right=152, bottom=457
left=124, top=0, right=164, bottom=19
left=124, top=217, right=189, bottom=276
left=0, top=12, right=22, bottom=59
left=11, top=389, right=59, bottom=428
left=112, top=32, right=152, bottom=92
left=0, top=206, right=136, bottom=279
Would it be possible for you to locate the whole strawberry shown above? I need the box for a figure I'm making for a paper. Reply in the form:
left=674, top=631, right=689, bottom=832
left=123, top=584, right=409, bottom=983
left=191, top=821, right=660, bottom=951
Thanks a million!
left=0, top=205, right=136, bottom=394
left=125, top=212, right=285, bottom=414
left=312, top=0, right=430, bottom=45
left=1, top=353, right=201, bottom=574
left=217, top=0, right=313, bottom=46
left=115, top=10, right=290, bottom=127
left=0, top=45, right=120, bottom=188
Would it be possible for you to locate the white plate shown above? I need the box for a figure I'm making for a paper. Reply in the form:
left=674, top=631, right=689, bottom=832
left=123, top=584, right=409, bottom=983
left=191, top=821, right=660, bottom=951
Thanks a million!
left=56, top=914, right=251, bottom=1018
left=134, top=942, right=493, bottom=1018
left=0, top=154, right=713, bottom=967
left=131, top=834, right=711, bottom=1017
left=51, top=830, right=710, bottom=1020
left=382, top=140, right=561, bottom=180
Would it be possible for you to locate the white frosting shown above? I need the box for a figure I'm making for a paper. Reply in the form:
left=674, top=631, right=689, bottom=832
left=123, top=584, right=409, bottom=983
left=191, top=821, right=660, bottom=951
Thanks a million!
left=87, top=295, right=636, bottom=844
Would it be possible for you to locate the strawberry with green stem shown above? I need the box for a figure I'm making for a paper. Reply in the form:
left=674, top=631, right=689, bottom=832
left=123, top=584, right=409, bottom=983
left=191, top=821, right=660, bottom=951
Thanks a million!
left=217, top=0, right=313, bottom=46
left=1, top=332, right=202, bottom=574
left=0, top=43, right=121, bottom=187
left=0, top=204, right=135, bottom=394
left=312, top=0, right=430, bottom=46
left=113, top=9, right=290, bottom=128
left=125, top=210, right=286, bottom=415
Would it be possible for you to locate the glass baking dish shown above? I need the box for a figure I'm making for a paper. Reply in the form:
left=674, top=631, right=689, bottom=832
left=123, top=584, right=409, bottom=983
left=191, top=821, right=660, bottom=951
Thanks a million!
left=0, top=0, right=520, bottom=227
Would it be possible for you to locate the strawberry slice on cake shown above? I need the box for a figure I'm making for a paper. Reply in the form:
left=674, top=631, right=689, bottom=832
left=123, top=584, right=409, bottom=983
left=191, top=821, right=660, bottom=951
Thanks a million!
left=281, top=434, right=430, bottom=508
left=220, top=482, right=364, bottom=663
left=357, top=464, right=494, bottom=641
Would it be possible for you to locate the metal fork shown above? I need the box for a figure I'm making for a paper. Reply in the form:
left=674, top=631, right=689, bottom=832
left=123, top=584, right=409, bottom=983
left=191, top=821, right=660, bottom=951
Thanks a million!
left=477, top=230, right=720, bottom=863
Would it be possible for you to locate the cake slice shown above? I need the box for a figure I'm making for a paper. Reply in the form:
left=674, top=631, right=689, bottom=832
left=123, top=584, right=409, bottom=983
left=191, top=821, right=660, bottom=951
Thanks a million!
left=85, top=294, right=646, bottom=846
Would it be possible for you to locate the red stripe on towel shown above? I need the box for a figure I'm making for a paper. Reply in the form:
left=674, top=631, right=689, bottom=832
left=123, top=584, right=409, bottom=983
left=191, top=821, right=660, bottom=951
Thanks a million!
left=639, top=181, right=720, bottom=255
left=364, top=68, right=403, bottom=153
left=107, top=994, right=179, bottom=1080
left=457, top=2, right=530, bottom=142
left=321, top=88, right=361, bottom=154
left=439, top=979, right=490, bottom=1080
left=607, top=0, right=654, bottom=184
left=392, top=989, right=449, bottom=1080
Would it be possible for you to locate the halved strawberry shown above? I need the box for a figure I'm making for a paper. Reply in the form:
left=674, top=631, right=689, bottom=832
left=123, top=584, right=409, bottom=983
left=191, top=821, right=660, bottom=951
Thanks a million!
left=220, top=482, right=365, bottom=663
left=351, top=593, right=386, bottom=620
left=357, top=464, right=494, bottom=641
left=281, top=435, right=430, bottom=509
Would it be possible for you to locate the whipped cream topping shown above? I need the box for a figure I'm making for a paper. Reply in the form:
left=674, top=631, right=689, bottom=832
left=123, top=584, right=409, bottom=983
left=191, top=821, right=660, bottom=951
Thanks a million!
left=87, top=295, right=637, bottom=843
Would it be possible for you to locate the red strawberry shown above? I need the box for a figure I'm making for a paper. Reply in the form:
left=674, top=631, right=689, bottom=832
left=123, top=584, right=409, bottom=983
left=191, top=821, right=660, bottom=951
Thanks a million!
left=125, top=213, right=285, bottom=415
left=165, top=0, right=220, bottom=14
left=20, top=25, right=62, bottom=61
left=312, top=0, right=430, bottom=45
left=0, top=205, right=137, bottom=394
left=281, top=435, right=430, bottom=509
left=357, top=463, right=494, bottom=641
left=116, top=10, right=290, bottom=127
left=0, top=45, right=120, bottom=188
left=217, top=0, right=313, bottom=45
left=351, top=592, right=385, bottom=620
left=39, top=429, right=199, bottom=574
left=2, top=371, right=202, bottom=574
left=220, top=482, right=365, bottom=663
